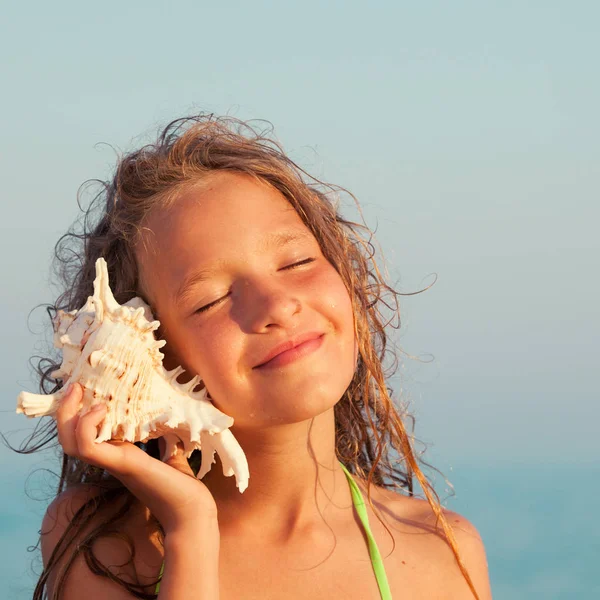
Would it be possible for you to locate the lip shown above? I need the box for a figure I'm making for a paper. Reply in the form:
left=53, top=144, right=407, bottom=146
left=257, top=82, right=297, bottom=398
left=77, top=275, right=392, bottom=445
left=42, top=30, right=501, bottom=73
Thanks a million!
left=253, top=332, right=325, bottom=369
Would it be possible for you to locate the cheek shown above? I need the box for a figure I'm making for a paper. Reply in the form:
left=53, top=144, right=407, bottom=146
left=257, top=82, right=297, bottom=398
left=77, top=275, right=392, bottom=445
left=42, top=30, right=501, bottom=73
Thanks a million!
left=317, top=267, right=357, bottom=369
left=322, top=269, right=355, bottom=332
left=158, top=314, right=235, bottom=390
left=186, top=321, right=243, bottom=403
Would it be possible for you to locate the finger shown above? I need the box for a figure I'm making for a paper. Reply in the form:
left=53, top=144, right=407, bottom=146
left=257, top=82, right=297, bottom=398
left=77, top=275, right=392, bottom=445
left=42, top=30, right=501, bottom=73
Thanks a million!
left=74, top=406, right=143, bottom=477
left=55, top=383, right=82, bottom=453
left=163, top=444, right=196, bottom=478
left=158, top=437, right=195, bottom=477
left=75, top=402, right=108, bottom=458
left=158, top=433, right=192, bottom=474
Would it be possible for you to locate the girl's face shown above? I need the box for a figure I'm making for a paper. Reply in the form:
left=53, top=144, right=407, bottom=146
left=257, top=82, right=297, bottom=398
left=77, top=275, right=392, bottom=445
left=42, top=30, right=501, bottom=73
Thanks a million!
left=136, top=172, right=357, bottom=428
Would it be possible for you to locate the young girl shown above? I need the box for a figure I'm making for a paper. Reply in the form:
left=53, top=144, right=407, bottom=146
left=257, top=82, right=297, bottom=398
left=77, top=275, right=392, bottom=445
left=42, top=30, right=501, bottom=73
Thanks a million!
left=27, top=115, right=492, bottom=599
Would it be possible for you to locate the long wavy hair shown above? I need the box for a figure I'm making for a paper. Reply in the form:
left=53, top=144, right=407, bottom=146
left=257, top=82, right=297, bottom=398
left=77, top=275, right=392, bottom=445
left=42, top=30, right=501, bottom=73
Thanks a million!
left=17, top=115, right=480, bottom=599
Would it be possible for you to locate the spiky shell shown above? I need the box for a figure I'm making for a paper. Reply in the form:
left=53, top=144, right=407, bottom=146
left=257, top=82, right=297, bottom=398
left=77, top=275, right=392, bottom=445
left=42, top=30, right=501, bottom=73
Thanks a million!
left=16, top=257, right=249, bottom=493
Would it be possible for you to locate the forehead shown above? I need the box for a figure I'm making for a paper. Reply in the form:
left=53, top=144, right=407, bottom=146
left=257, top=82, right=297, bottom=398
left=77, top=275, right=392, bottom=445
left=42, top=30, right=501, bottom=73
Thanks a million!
left=135, top=172, right=315, bottom=298
left=142, top=171, right=309, bottom=247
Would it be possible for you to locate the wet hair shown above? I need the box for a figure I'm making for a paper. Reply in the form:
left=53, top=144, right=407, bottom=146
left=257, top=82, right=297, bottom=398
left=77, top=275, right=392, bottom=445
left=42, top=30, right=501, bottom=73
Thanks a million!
left=18, top=115, right=480, bottom=599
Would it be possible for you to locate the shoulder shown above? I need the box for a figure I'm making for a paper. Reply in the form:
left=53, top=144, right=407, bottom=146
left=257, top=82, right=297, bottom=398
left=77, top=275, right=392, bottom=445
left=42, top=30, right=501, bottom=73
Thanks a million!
left=42, top=484, right=162, bottom=600
left=420, top=504, right=492, bottom=599
left=41, top=483, right=104, bottom=557
left=370, top=486, right=493, bottom=600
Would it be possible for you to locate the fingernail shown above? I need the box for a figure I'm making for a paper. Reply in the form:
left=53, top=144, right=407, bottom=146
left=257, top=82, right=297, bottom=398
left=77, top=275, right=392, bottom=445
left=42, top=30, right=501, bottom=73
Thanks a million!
left=64, top=383, right=73, bottom=395
left=91, top=403, right=105, bottom=412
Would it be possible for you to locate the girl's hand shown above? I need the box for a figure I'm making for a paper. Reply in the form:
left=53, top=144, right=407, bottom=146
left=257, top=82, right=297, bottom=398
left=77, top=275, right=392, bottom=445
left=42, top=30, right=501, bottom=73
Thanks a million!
left=56, top=382, right=218, bottom=536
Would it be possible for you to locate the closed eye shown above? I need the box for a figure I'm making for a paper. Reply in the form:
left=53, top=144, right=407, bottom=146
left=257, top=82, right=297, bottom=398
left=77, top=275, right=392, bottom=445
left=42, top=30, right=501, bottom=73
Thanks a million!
left=194, top=292, right=230, bottom=314
left=194, top=258, right=316, bottom=314
left=282, top=257, right=316, bottom=270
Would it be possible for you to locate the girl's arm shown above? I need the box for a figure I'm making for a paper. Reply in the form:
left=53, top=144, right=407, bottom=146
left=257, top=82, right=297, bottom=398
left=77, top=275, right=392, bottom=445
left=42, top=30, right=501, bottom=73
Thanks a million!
left=42, top=383, right=221, bottom=599
left=160, top=523, right=220, bottom=598
left=42, top=490, right=220, bottom=599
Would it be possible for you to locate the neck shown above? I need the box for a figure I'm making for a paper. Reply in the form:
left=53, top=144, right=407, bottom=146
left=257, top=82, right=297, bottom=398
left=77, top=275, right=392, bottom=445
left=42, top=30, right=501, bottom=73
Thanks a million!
left=201, top=408, right=351, bottom=541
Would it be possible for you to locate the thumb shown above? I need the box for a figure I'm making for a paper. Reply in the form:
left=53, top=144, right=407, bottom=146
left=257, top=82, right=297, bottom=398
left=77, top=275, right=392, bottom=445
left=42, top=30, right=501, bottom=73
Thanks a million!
left=158, top=437, right=195, bottom=477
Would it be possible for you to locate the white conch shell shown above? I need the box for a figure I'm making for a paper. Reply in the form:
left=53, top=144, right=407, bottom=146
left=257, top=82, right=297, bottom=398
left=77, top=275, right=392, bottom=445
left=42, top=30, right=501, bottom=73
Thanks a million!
left=16, top=257, right=249, bottom=493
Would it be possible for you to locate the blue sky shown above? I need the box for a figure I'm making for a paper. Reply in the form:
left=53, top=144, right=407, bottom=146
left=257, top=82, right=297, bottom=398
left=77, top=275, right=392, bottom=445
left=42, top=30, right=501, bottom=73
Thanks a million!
left=1, top=0, right=598, bottom=481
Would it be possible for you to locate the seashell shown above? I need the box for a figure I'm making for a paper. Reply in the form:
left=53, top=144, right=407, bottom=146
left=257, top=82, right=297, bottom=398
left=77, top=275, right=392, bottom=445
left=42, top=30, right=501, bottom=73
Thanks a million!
left=16, top=257, right=249, bottom=493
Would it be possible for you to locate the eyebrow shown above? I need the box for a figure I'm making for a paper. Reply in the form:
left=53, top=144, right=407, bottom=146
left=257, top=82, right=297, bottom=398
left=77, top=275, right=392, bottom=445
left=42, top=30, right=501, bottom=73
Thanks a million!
left=173, top=229, right=314, bottom=306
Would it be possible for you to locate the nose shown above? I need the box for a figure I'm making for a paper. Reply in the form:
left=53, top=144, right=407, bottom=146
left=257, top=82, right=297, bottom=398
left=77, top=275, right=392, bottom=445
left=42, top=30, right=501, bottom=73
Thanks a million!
left=234, top=278, right=302, bottom=332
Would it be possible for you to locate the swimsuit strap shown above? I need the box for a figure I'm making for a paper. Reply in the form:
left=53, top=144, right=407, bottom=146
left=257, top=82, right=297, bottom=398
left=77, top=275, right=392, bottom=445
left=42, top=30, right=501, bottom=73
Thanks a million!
left=156, top=561, right=163, bottom=595
left=339, top=461, right=393, bottom=600
left=154, top=464, right=393, bottom=599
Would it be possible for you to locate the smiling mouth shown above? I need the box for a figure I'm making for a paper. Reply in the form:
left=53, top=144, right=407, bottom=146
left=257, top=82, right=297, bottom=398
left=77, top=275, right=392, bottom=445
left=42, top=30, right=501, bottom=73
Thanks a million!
left=254, top=334, right=325, bottom=369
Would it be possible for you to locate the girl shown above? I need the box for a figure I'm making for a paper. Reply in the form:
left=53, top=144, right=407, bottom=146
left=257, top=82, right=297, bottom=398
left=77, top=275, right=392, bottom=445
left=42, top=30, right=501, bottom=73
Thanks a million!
left=26, top=115, right=492, bottom=599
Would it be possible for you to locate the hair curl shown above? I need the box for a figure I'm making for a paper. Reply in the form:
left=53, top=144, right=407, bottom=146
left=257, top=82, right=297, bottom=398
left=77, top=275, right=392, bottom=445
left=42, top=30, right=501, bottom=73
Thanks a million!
left=16, top=114, right=480, bottom=599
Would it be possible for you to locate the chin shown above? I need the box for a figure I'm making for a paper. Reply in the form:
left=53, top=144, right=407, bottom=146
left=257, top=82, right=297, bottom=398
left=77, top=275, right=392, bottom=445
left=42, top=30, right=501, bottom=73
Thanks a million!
left=209, top=355, right=356, bottom=428
left=237, top=383, right=350, bottom=429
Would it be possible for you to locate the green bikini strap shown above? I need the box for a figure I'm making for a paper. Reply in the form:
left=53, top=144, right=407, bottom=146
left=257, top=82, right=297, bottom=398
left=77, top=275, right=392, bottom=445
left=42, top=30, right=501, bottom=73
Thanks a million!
left=155, top=560, right=164, bottom=595
left=155, top=464, right=392, bottom=599
left=339, top=462, right=393, bottom=600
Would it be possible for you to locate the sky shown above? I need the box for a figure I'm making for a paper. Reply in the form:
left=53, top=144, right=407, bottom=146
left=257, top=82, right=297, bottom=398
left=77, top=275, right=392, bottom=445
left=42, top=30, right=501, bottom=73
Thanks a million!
left=1, top=0, right=598, bottom=481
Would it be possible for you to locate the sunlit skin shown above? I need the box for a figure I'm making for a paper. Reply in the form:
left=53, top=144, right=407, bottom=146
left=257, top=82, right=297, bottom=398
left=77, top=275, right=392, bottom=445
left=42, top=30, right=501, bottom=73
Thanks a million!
left=135, top=172, right=359, bottom=540
left=43, top=170, right=493, bottom=599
